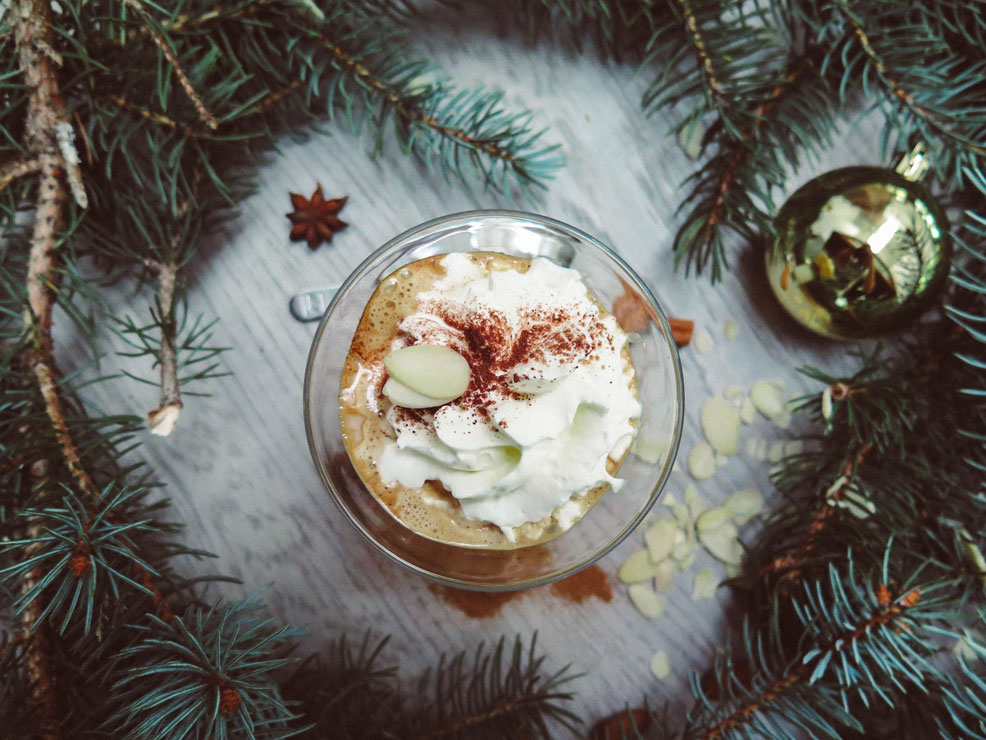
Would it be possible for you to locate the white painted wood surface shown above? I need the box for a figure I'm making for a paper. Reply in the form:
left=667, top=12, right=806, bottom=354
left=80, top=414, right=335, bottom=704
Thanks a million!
left=59, top=7, right=887, bottom=734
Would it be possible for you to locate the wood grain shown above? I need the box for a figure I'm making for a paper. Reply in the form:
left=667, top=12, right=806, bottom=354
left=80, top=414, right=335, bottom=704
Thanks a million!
left=55, top=11, right=888, bottom=734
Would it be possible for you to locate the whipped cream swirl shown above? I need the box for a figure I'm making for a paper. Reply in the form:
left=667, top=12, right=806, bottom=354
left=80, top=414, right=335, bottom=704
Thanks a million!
left=378, top=253, right=641, bottom=534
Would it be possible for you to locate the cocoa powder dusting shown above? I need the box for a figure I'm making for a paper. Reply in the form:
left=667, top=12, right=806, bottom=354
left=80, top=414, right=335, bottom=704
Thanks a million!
left=431, top=302, right=606, bottom=422
left=428, top=583, right=522, bottom=618
left=549, top=565, right=612, bottom=604
left=428, top=565, right=612, bottom=619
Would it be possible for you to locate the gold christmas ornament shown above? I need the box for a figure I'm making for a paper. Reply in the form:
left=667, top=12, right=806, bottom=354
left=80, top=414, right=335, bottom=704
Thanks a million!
left=765, top=145, right=951, bottom=339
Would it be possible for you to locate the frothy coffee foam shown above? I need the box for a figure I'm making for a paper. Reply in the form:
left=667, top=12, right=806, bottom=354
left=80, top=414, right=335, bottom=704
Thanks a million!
left=339, top=252, right=640, bottom=549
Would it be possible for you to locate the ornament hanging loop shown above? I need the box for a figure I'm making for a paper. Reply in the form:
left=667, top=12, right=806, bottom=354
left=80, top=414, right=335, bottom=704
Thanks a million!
left=895, top=142, right=930, bottom=182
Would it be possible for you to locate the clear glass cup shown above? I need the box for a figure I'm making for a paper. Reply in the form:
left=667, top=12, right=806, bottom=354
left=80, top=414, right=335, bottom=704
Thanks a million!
left=304, top=210, right=684, bottom=590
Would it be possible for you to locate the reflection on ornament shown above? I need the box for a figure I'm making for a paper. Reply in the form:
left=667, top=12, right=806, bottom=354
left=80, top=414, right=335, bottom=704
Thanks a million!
left=765, top=151, right=951, bottom=340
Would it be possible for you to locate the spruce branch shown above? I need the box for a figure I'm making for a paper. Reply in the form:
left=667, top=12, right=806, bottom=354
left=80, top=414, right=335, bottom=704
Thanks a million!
left=670, top=58, right=837, bottom=281
left=104, top=93, right=190, bottom=134
left=673, top=0, right=726, bottom=99
left=846, top=4, right=986, bottom=160
left=519, top=0, right=668, bottom=61
left=685, top=554, right=954, bottom=740
left=10, top=3, right=94, bottom=730
left=816, top=0, right=986, bottom=185
left=108, top=596, right=300, bottom=739
left=120, top=0, right=220, bottom=131
left=147, top=261, right=183, bottom=437
left=405, top=635, right=582, bottom=739
left=760, top=442, right=869, bottom=585
left=0, top=157, right=41, bottom=194
left=281, top=632, right=399, bottom=738
left=301, top=12, right=563, bottom=193
left=19, top=520, right=61, bottom=740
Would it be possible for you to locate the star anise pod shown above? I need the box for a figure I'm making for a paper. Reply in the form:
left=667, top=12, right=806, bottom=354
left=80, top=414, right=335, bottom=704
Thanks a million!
left=286, top=184, right=348, bottom=250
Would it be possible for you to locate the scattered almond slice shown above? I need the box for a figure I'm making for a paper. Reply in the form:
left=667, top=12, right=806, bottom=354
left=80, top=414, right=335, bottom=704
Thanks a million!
left=723, top=384, right=743, bottom=400
left=678, top=114, right=705, bottom=160
left=670, top=525, right=697, bottom=572
left=670, top=528, right=692, bottom=562
left=662, top=492, right=690, bottom=525
left=684, top=484, right=706, bottom=520
left=384, top=344, right=470, bottom=400
left=699, top=521, right=743, bottom=565
left=674, top=550, right=696, bottom=572
left=628, top=583, right=665, bottom=619
left=821, top=386, right=834, bottom=421
left=724, top=320, right=740, bottom=340
left=654, top=559, right=675, bottom=592
left=745, top=436, right=767, bottom=460
left=644, top=518, right=677, bottom=563
left=724, top=489, right=763, bottom=525
left=670, top=501, right=690, bottom=527
left=692, top=568, right=717, bottom=601
left=694, top=329, right=713, bottom=355
left=382, top=377, right=451, bottom=409
left=687, top=442, right=716, bottom=481
left=715, top=453, right=729, bottom=468
left=723, top=562, right=743, bottom=579
left=750, top=381, right=788, bottom=425
left=767, top=440, right=786, bottom=463
left=783, top=440, right=804, bottom=457
left=701, top=397, right=740, bottom=455
left=618, top=549, right=660, bottom=584
left=650, top=650, right=672, bottom=680
left=661, top=491, right=681, bottom=509
left=696, top=506, right=732, bottom=534
left=631, top=436, right=666, bottom=464
left=739, top=397, right=756, bottom=425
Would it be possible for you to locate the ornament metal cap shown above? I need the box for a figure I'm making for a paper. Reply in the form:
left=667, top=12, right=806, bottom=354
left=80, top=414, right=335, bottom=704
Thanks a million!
left=765, top=144, right=951, bottom=340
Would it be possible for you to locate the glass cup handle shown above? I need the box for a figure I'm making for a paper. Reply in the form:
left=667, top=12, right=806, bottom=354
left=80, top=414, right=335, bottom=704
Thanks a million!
left=289, top=286, right=338, bottom=322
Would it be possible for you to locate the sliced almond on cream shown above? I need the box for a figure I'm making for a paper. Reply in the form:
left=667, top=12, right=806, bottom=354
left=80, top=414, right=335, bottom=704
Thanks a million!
left=384, top=344, right=470, bottom=401
left=382, top=378, right=450, bottom=409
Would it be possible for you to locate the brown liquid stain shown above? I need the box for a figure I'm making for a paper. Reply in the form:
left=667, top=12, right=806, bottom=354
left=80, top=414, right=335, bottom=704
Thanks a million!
left=429, top=565, right=612, bottom=619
